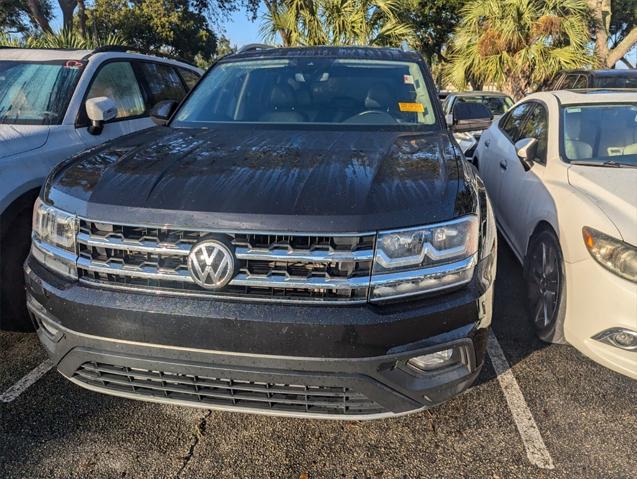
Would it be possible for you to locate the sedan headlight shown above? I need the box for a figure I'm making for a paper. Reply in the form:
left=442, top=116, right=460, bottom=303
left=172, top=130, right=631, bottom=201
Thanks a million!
left=31, top=198, right=78, bottom=279
left=582, top=227, right=637, bottom=283
left=370, top=215, right=479, bottom=300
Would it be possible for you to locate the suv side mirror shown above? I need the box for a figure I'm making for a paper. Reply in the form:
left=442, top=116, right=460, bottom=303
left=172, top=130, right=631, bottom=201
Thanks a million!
left=85, top=97, right=117, bottom=135
left=514, top=137, right=537, bottom=170
left=150, top=100, right=179, bottom=126
left=451, top=102, right=493, bottom=133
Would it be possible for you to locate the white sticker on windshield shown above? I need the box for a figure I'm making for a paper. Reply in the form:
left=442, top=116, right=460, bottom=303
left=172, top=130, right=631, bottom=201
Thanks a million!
left=403, top=74, right=414, bottom=85
left=565, top=107, right=581, bottom=113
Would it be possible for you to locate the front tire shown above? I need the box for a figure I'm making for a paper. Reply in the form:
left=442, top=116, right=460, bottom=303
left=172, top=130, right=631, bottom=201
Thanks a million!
left=1, top=203, right=34, bottom=331
left=524, top=229, right=567, bottom=344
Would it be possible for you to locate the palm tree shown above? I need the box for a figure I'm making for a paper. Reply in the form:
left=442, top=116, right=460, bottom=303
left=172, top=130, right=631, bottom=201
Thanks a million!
left=261, top=0, right=416, bottom=47
left=1, top=29, right=124, bottom=49
left=446, top=0, right=592, bottom=99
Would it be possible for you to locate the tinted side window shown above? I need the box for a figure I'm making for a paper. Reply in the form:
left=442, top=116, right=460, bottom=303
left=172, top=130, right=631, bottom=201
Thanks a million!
left=571, top=75, right=588, bottom=89
left=179, top=68, right=200, bottom=90
left=519, top=104, right=548, bottom=164
left=139, top=62, right=187, bottom=106
left=501, top=103, right=532, bottom=142
left=561, top=74, right=583, bottom=89
left=87, top=61, right=145, bottom=119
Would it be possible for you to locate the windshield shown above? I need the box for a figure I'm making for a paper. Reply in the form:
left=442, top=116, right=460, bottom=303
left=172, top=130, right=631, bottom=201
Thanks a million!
left=174, top=58, right=438, bottom=127
left=562, top=103, right=637, bottom=165
left=455, top=95, right=513, bottom=116
left=0, top=61, right=83, bottom=125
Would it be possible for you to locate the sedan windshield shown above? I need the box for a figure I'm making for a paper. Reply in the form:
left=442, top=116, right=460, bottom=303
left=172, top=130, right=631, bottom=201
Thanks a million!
left=174, top=58, right=438, bottom=127
left=562, top=103, right=637, bottom=165
left=0, top=60, right=83, bottom=125
left=455, top=95, right=513, bottom=116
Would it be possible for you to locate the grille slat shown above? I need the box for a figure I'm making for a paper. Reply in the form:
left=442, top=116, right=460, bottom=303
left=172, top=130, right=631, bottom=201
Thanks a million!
left=74, top=362, right=385, bottom=416
left=77, top=220, right=374, bottom=302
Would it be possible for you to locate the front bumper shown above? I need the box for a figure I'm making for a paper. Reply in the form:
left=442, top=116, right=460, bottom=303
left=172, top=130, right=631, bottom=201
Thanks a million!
left=26, top=256, right=493, bottom=419
left=564, top=259, right=637, bottom=380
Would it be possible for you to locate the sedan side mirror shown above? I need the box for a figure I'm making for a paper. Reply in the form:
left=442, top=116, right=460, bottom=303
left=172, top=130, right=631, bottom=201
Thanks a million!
left=514, top=137, right=537, bottom=170
left=85, top=97, right=117, bottom=135
left=451, top=102, right=493, bottom=133
left=150, top=100, right=179, bottom=126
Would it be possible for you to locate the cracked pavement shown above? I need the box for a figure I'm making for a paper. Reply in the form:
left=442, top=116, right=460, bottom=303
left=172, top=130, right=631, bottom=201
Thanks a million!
left=1, top=242, right=636, bottom=478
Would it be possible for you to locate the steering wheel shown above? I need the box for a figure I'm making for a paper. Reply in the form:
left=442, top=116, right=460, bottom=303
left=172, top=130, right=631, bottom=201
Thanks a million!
left=343, top=110, right=397, bottom=124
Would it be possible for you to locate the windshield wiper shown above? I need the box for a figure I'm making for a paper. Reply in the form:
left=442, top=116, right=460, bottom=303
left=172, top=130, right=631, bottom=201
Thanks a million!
left=570, top=160, right=637, bottom=168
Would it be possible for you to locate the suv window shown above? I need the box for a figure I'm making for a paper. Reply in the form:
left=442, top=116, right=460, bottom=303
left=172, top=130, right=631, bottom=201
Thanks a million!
left=87, top=61, right=145, bottom=119
left=500, top=103, right=532, bottom=141
left=518, top=103, right=548, bottom=164
left=138, top=62, right=187, bottom=106
left=561, top=74, right=587, bottom=89
left=178, top=68, right=200, bottom=90
left=571, top=75, right=588, bottom=89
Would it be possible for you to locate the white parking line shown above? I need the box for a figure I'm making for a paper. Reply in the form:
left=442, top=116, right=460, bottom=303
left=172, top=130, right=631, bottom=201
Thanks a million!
left=487, top=330, right=554, bottom=469
left=0, top=359, right=53, bottom=403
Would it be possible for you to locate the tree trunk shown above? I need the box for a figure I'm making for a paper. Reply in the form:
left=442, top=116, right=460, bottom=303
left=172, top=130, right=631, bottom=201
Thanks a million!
left=77, top=0, right=87, bottom=38
left=606, top=27, right=637, bottom=68
left=58, top=0, right=76, bottom=32
left=26, top=0, right=53, bottom=33
left=588, top=0, right=612, bottom=67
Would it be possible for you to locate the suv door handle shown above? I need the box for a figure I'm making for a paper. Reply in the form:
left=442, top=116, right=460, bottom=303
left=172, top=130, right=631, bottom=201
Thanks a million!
left=484, top=139, right=490, bottom=148
left=499, top=160, right=508, bottom=170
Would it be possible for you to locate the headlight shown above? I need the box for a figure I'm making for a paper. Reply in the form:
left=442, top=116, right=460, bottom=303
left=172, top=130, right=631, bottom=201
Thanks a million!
left=31, top=198, right=78, bottom=279
left=582, top=227, right=637, bottom=283
left=370, top=215, right=479, bottom=300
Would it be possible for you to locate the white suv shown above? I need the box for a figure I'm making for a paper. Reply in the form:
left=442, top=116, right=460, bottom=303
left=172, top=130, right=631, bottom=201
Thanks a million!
left=0, top=47, right=202, bottom=329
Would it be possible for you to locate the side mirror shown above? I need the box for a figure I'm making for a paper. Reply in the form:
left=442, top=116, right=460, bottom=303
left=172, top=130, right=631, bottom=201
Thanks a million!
left=515, top=137, right=537, bottom=170
left=451, top=102, right=493, bottom=133
left=85, top=97, right=117, bottom=135
left=150, top=100, right=179, bottom=126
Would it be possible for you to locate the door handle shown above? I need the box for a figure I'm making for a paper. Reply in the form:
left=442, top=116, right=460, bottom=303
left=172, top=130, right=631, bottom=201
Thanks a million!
left=499, top=160, right=508, bottom=170
left=485, top=139, right=490, bottom=148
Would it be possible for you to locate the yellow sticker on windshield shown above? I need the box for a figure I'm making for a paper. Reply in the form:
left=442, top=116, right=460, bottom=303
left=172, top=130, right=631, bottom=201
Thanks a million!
left=399, top=102, right=425, bottom=113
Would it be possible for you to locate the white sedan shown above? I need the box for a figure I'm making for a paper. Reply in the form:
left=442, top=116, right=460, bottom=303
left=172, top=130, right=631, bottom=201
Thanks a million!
left=474, top=90, right=637, bottom=379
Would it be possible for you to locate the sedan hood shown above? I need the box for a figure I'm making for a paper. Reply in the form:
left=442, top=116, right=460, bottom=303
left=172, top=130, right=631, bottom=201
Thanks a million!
left=0, top=124, right=49, bottom=159
left=568, top=165, right=637, bottom=245
left=46, top=125, right=463, bottom=233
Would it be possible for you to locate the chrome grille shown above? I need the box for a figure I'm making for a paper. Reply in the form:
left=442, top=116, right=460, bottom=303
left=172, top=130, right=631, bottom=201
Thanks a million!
left=74, top=362, right=385, bottom=416
left=77, top=220, right=374, bottom=302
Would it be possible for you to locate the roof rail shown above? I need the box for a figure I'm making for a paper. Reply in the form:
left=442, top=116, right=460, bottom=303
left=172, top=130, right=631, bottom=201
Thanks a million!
left=237, top=43, right=275, bottom=53
left=84, top=45, right=198, bottom=68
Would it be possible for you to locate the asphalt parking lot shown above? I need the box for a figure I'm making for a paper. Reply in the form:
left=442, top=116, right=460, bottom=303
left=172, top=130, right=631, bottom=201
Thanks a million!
left=1, top=240, right=636, bottom=479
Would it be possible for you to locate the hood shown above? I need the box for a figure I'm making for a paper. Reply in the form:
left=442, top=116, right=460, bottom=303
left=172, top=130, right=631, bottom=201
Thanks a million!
left=46, top=125, right=464, bottom=233
left=0, top=124, right=49, bottom=159
left=568, top=165, right=637, bottom=245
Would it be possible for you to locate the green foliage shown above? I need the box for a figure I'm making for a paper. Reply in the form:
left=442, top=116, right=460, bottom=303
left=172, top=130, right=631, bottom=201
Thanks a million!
left=446, top=0, right=593, bottom=98
left=0, top=29, right=124, bottom=48
left=0, top=0, right=52, bottom=34
left=407, top=0, right=467, bottom=63
left=261, top=0, right=416, bottom=47
left=86, top=0, right=217, bottom=62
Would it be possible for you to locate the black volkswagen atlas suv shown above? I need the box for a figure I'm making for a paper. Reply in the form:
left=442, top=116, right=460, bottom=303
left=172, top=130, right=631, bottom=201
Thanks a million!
left=26, top=46, right=496, bottom=419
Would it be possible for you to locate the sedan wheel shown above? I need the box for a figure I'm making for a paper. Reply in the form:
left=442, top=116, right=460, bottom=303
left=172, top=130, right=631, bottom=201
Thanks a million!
left=525, top=229, right=566, bottom=344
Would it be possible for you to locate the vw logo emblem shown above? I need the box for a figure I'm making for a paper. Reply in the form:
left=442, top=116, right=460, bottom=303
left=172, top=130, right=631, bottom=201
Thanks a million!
left=188, top=240, right=235, bottom=289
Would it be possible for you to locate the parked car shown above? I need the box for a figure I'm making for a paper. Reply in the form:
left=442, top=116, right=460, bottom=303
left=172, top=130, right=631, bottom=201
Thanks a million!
left=443, top=91, right=513, bottom=157
left=474, top=89, right=637, bottom=379
left=25, top=46, right=497, bottom=419
left=548, top=69, right=637, bottom=90
left=0, top=47, right=202, bottom=330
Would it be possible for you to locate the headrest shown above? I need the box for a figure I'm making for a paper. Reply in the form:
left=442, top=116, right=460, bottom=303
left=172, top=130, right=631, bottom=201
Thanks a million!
left=365, top=83, right=392, bottom=110
left=270, top=84, right=296, bottom=110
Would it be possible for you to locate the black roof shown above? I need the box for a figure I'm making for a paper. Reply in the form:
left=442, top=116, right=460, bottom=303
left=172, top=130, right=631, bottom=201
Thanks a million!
left=559, top=69, right=637, bottom=77
left=226, top=46, right=422, bottom=62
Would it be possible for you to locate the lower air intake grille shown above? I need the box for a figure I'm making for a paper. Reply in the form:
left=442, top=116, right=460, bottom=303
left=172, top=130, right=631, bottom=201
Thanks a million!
left=73, top=362, right=385, bottom=416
